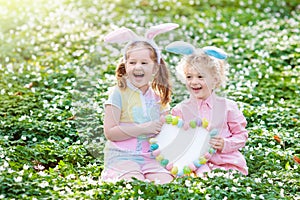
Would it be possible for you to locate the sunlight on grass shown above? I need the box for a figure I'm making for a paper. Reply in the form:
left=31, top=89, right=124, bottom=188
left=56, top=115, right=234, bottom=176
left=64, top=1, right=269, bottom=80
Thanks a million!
left=0, top=0, right=299, bottom=199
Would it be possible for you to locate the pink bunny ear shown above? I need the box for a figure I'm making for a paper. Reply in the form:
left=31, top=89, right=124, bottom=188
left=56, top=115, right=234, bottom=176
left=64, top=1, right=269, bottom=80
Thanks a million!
left=103, top=27, right=139, bottom=43
left=145, top=23, right=179, bottom=40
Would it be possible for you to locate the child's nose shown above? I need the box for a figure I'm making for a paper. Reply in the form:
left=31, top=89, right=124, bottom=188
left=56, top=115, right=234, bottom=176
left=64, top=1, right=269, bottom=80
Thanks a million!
left=191, top=77, right=198, bottom=84
left=134, top=64, right=143, bottom=69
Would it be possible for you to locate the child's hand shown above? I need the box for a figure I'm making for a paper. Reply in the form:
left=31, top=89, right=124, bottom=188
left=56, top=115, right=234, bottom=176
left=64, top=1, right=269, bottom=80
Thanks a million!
left=145, top=121, right=164, bottom=135
left=183, top=122, right=190, bottom=130
left=209, top=136, right=224, bottom=151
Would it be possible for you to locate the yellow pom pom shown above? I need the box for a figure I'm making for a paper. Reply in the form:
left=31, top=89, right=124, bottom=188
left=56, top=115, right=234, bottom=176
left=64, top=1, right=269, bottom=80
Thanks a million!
left=199, top=157, right=207, bottom=164
left=156, top=155, right=164, bottom=161
left=172, top=116, right=179, bottom=125
left=202, top=118, right=209, bottom=128
left=149, top=138, right=157, bottom=144
left=171, top=166, right=178, bottom=175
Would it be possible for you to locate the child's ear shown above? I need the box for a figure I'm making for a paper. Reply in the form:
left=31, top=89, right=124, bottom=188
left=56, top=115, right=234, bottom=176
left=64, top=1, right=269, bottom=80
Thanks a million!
left=213, top=76, right=219, bottom=88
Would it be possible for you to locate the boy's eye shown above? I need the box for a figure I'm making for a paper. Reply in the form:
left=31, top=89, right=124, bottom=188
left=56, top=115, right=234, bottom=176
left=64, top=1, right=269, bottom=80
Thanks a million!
left=198, top=75, right=203, bottom=78
left=186, top=75, right=191, bottom=79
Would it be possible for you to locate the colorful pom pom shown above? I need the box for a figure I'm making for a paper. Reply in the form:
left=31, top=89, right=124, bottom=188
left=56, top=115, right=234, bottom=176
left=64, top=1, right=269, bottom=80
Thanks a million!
left=171, top=166, right=178, bottom=175
left=193, top=160, right=202, bottom=168
left=172, top=116, right=179, bottom=125
left=150, top=143, right=159, bottom=151
left=202, top=118, right=209, bottom=128
left=183, top=166, right=191, bottom=174
left=177, top=119, right=184, bottom=128
left=166, top=163, right=173, bottom=170
left=149, top=138, right=157, bottom=144
left=189, top=120, right=197, bottom=128
left=177, top=170, right=184, bottom=177
left=210, top=129, right=218, bottom=137
left=160, top=159, right=169, bottom=167
left=209, top=148, right=216, bottom=154
left=204, top=152, right=212, bottom=159
left=156, top=155, right=164, bottom=161
left=165, top=114, right=173, bottom=124
left=196, top=118, right=202, bottom=126
left=152, top=149, right=160, bottom=156
left=188, top=163, right=196, bottom=171
left=199, top=157, right=207, bottom=164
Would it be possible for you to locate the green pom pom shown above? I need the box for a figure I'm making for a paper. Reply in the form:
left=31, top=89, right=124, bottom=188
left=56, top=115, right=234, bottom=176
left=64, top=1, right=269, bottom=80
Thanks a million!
left=209, top=148, right=216, bottom=154
left=189, top=120, right=197, bottom=128
left=160, top=159, right=169, bottom=167
left=183, top=166, right=191, bottom=174
left=165, top=114, right=173, bottom=124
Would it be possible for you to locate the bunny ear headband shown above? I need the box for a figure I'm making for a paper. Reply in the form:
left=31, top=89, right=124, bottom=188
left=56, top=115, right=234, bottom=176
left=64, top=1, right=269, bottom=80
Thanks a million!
left=165, top=41, right=227, bottom=60
left=103, top=23, right=179, bottom=64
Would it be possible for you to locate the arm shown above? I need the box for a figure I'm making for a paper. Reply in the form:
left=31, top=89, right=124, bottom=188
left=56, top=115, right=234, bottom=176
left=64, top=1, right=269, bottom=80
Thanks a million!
left=220, top=102, right=248, bottom=153
left=104, top=105, right=164, bottom=142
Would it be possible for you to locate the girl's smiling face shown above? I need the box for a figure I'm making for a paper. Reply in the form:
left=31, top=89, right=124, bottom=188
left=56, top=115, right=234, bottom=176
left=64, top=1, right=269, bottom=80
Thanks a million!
left=125, top=47, right=156, bottom=93
left=184, top=65, right=215, bottom=100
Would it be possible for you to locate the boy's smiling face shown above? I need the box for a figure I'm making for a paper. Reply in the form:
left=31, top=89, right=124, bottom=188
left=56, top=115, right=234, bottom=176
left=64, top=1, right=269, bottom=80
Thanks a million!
left=184, top=65, right=215, bottom=100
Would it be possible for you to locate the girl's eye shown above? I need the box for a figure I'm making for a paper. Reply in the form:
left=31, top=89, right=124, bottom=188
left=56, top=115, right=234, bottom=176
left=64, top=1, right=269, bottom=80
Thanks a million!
left=129, top=62, right=136, bottom=65
left=142, top=62, right=148, bottom=65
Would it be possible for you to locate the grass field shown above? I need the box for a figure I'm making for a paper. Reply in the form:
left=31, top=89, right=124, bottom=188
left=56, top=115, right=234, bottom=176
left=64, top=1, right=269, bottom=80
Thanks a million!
left=0, top=0, right=299, bottom=199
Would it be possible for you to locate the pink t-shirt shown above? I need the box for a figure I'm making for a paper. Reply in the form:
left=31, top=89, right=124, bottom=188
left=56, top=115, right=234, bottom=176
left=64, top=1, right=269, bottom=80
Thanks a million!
left=171, top=92, right=248, bottom=175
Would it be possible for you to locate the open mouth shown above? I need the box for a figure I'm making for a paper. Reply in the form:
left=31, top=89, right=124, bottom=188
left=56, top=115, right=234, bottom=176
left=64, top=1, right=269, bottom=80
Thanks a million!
left=191, top=86, right=202, bottom=91
left=133, top=72, right=145, bottom=78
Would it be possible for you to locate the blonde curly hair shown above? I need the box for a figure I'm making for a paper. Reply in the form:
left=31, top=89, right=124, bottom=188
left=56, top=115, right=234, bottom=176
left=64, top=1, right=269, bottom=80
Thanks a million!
left=176, top=50, right=228, bottom=89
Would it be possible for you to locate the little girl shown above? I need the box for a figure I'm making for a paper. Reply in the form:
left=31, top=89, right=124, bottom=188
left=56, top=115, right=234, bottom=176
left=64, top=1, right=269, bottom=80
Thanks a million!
left=166, top=41, right=248, bottom=175
left=101, top=24, right=178, bottom=183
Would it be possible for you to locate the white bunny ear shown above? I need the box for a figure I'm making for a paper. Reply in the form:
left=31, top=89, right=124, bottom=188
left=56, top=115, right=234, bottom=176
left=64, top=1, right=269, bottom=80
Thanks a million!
left=165, top=41, right=196, bottom=55
left=203, top=46, right=227, bottom=59
left=145, top=23, right=179, bottom=40
left=103, top=27, right=139, bottom=43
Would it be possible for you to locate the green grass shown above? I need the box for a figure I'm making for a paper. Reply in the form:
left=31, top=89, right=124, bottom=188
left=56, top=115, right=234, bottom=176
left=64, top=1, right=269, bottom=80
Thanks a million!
left=0, top=0, right=299, bottom=199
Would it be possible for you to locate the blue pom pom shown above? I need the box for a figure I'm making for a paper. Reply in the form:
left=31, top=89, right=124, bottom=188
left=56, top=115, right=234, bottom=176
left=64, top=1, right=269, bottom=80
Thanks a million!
left=193, top=160, right=202, bottom=168
left=177, top=119, right=184, bottom=128
left=150, top=143, right=159, bottom=151
left=210, top=129, right=218, bottom=137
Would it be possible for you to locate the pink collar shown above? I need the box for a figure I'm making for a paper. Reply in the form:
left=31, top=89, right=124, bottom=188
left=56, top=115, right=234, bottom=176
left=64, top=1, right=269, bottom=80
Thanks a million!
left=189, top=92, right=216, bottom=109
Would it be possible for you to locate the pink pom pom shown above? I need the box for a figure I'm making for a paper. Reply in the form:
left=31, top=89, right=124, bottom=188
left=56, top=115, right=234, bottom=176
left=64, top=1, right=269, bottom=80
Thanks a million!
left=204, top=152, right=212, bottom=159
left=166, top=163, right=173, bottom=170
left=153, top=150, right=161, bottom=156
left=188, top=163, right=196, bottom=171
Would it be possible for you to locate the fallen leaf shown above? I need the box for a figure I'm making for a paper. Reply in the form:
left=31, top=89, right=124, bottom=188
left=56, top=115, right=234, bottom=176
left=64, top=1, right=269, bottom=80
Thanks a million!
left=293, top=155, right=300, bottom=164
left=273, top=135, right=281, bottom=143
left=67, top=115, right=76, bottom=120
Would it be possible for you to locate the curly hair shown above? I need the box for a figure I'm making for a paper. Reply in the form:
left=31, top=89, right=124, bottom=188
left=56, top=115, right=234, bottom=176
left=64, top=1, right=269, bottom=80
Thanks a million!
left=176, top=50, right=228, bottom=89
